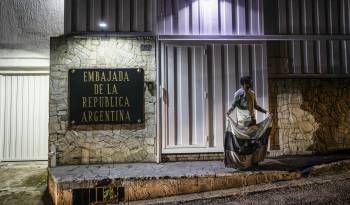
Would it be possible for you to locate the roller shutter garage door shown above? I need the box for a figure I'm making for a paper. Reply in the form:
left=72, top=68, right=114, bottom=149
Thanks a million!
left=0, top=74, right=49, bottom=161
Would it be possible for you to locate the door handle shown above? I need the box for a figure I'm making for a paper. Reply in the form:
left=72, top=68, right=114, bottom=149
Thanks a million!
left=162, top=88, right=168, bottom=105
left=204, top=92, right=208, bottom=99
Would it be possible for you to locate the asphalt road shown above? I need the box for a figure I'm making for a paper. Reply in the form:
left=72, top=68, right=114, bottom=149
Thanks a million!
left=132, top=171, right=350, bottom=205
left=221, top=177, right=350, bottom=205
left=193, top=173, right=350, bottom=205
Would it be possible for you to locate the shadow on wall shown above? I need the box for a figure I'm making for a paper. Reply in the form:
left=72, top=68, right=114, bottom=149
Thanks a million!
left=269, top=79, right=350, bottom=155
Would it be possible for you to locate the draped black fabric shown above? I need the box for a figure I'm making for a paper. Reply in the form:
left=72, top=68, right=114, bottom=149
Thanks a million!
left=224, top=116, right=272, bottom=169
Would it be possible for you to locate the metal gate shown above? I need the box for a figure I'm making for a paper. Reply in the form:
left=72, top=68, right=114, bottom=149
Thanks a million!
left=160, top=43, right=269, bottom=154
left=0, top=74, right=49, bottom=161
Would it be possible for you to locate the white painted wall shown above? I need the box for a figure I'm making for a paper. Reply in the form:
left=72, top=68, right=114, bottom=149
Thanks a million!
left=0, top=0, right=63, bottom=161
left=0, top=0, right=64, bottom=68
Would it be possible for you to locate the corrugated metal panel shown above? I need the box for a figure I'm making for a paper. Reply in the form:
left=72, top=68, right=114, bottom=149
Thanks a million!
left=265, top=0, right=350, bottom=35
left=161, top=43, right=268, bottom=153
left=0, top=76, right=4, bottom=161
left=65, top=0, right=154, bottom=33
left=65, top=0, right=350, bottom=37
left=0, top=75, right=49, bottom=161
left=65, top=0, right=264, bottom=35
left=268, top=40, right=350, bottom=75
left=158, top=0, right=264, bottom=35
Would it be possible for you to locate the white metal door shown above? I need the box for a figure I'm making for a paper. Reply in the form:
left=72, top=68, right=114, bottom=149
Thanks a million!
left=0, top=74, right=49, bottom=161
left=161, top=45, right=213, bottom=153
left=161, top=43, right=269, bottom=154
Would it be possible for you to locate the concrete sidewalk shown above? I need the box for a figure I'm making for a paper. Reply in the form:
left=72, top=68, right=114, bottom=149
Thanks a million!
left=48, top=153, right=350, bottom=204
left=0, top=161, right=50, bottom=205
left=49, top=153, right=350, bottom=182
left=123, top=164, right=350, bottom=205
left=1, top=153, right=349, bottom=205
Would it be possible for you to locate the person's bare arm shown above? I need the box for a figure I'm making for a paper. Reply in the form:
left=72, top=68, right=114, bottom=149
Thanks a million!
left=226, top=104, right=236, bottom=115
left=255, top=104, right=267, bottom=114
left=226, top=93, right=239, bottom=115
left=254, top=98, right=267, bottom=114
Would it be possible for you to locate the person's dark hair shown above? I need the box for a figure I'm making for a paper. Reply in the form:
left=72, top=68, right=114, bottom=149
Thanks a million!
left=240, top=76, right=252, bottom=86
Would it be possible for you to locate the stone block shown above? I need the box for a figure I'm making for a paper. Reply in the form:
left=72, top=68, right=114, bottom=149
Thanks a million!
left=197, top=177, right=213, bottom=192
left=177, top=178, right=200, bottom=194
left=245, top=174, right=258, bottom=186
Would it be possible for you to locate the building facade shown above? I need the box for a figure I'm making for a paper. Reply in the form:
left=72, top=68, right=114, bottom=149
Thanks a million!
left=0, top=0, right=349, bottom=164
left=0, top=0, right=349, bottom=204
left=46, top=0, right=350, bottom=167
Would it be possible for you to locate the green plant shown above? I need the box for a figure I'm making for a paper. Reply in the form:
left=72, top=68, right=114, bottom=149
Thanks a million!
left=103, top=187, right=117, bottom=202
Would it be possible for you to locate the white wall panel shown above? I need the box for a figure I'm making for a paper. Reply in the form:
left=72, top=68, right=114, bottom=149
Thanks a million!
left=0, top=75, right=49, bottom=161
left=167, top=47, right=176, bottom=146
left=176, top=47, right=190, bottom=145
left=191, top=47, right=206, bottom=146
left=210, top=45, right=224, bottom=148
left=0, top=76, right=4, bottom=160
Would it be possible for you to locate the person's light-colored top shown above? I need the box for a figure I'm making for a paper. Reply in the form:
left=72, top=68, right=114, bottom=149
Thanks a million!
left=231, top=88, right=256, bottom=123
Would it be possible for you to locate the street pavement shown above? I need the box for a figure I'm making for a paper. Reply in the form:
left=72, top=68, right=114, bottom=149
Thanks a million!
left=0, top=161, right=49, bottom=205
left=198, top=172, right=350, bottom=205
left=124, top=168, right=350, bottom=205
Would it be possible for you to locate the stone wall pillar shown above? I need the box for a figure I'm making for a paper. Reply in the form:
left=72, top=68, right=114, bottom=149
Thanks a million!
left=49, top=36, right=156, bottom=165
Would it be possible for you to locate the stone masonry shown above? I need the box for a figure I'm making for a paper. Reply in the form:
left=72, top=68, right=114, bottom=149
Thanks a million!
left=49, top=36, right=156, bottom=165
left=269, top=79, right=350, bottom=155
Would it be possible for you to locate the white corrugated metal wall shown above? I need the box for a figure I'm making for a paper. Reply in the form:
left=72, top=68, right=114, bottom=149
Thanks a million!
left=64, top=0, right=264, bottom=35
left=161, top=43, right=268, bottom=153
left=158, top=0, right=264, bottom=35
left=64, top=0, right=155, bottom=33
left=0, top=74, right=49, bottom=161
left=265, top=0, right=350, bottom=76
left=264, top=0, right=350, bottom=35
left=268, top=40, right=350, bottom=75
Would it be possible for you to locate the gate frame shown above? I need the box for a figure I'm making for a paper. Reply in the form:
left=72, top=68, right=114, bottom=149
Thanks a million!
left=157, top=40, right=269, bottom=161
left=0, top=66, right=49, bottom=162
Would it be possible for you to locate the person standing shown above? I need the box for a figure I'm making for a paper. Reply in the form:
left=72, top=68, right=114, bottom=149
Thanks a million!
left=224, top=76, right=272, bottom=170
left=226, top=76, right=271, bottom=126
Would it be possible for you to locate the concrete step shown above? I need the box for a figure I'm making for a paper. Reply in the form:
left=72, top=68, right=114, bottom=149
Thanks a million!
left=120, top=165, right=350, bottom=205
left=48, top=154, right=350, bottom=205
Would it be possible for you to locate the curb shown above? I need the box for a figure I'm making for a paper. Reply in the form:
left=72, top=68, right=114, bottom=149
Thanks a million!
left=119, top=159, right=350, bottom=205
left=306, top=159, right=350, bottom=177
